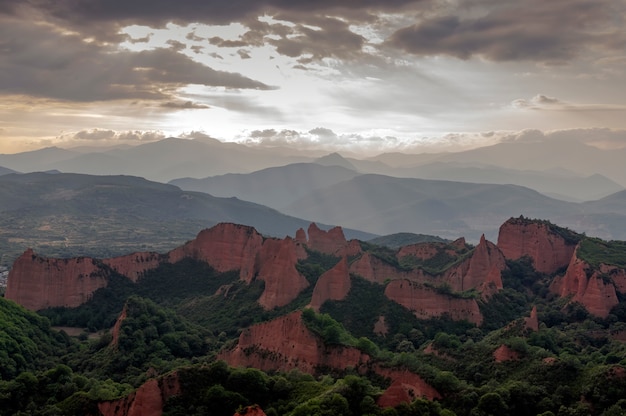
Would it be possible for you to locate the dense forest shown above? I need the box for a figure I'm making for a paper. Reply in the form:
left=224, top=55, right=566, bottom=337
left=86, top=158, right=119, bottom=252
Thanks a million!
left=2, top=220, right=626, bottom=415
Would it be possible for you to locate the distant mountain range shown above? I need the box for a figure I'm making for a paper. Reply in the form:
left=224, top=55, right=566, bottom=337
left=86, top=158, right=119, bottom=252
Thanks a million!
left=0, top=172, right=374, bottom=266
left=1, top=137, right=624, bottom=202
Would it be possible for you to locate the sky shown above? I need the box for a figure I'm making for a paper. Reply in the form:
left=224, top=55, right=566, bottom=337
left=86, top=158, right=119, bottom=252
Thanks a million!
left=1, top=0, right=626, bottom=155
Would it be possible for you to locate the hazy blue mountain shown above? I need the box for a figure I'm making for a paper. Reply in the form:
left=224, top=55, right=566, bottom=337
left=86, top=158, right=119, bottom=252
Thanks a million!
left=0, top=147, right=78, bottom=172
left=0, top=172, right=374, bottom=266
left=396, top=162, right=624, bottom=202
left=314, top=153, right=358, bottom=171
left=170, top=163, right=361, bottom=209
left=0, top=138, right=313, bottom=182
left=282, top=174, right=597, bottom=241
left=0, top=166, right=17, bottom=176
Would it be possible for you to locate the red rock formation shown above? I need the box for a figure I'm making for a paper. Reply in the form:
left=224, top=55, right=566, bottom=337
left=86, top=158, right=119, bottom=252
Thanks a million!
left=234, top=405, right=267, bottom=416
left=168, top=223, right=264, bottom=282
left=305, top=223, right=361, bottom=257
left=524, top=306, right=539, bottom=332
left=102, top=252, right=164, bottom=282
left=373, top=315, right=389, bottom=336
left=384, top=280, right=483, bottom=325
left=397, top=242, right=458, bottom=262
left=550, top=251, right=619, bottom=318
left=350, top=252, right=425, bottom=284
left=493, top=344, right=520, bottom=363
left=497, top=218, right=577, bottom=274
left=97, top=373, right=180, bottom=416
left=256, top=237, right=309, bottom=309
left=462, top=235, right=505, bottom=296
left=111, top=304, right=128, bottom=347
left=376, top=368, right=441, bottom=407
left=218, top=310, right=370, bottom=374
left=5, top=249, right=109, bottom=310
left=309, top=257, right=351, bottom=311
left=600, top=264, right=626, bottom=294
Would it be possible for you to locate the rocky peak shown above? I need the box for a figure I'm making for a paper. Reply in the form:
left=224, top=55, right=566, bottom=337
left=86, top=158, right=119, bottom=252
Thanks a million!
left=497, top=217, right=578, bottom=274
left=462, top=234, right=505, bottom=296
left=256, top=237, right=309, bottom=309
left=97, top=373, right=180, bottom=416
left=168, top=222, right=264, bottom=282
left=305, top=223, right=361, bottom=257
left=309, top=257, right=351, bottom=311
left=550, top=248, right=619, bottom=318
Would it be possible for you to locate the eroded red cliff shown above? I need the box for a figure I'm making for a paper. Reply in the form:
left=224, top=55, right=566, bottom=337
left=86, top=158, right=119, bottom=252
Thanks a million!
left=376, top=368, right=441, bottom=407
left=309, top=257, right=351, bottom=311
left=97, top=373, right=180, bottom=416
left=256, top=237, right=309, bottom=309
left=5, top=249, right=110, bottom=310
left=218, top=310, right=370, bottom=374
left=497, top=218, right=578, bottom=275
left=102, top=252, right=164, bottom=282
left=384, top=280, right=483, bottom=325
left=305, top=223, right=362, bottom=257
left=550, top=251, right=619, bottom=318
left=168, top=223, right=264, bottom=282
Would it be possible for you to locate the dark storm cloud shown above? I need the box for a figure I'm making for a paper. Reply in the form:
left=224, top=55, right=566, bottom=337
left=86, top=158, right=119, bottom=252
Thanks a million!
left=388, top=0, right=626, bottom=63
left=0, top=17, right=273, bottom=102
left=160, top=101, right=210, bottom=109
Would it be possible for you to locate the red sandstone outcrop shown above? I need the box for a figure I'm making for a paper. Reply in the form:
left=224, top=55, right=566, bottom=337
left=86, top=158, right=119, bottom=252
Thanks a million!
left=384, top=280, right=483, bottom=325
left=550, top=252, right=619, bottom=318
left=234, top=405, right=267, bottom=416
left=352, top=236, right=505, bottom=298
left=376, top=368, right=441, bottom=407
left=373, top=315, right=389, bottom=336
left=102, top=252, right=164, bottom=282
left=5, top=249, right=109, bottom=310
left=168, top=223, right=264, bottom=282
left=524, top=306, right=539, bottom=332
left=397, top=241, right=462, bottom=262
left=309, top=257, right=351, bottom=311
left=461, top=235, right=505, bottom=296
left=350, top=252, right=425, bottom=284
left=218, top=310, right=370, bottom=374
left=97, top=373, right=180, bottom=416
left=256, top=237, right=309, bottom=309
left=600, top=264, right=626, bottom=294
left=111, top=304, right=128, bottom=347
left=497, top=218, right=577, bottom=275
left=305, top=223, right=362, bottom=257
left=493, top=344, right=520, bottom=363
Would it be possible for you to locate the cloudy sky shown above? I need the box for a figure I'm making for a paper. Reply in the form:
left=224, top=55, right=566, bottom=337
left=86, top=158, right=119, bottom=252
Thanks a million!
left=1, top=0, right=626, bottom=155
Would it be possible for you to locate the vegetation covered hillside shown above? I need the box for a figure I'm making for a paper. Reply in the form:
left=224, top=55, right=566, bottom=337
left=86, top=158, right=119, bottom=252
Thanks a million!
left=1, top=219, right=626, bottom=415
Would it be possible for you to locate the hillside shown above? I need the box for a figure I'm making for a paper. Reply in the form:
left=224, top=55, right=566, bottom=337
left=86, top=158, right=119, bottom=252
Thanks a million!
left=2, top=218, right=626, bottom=415
left=0, top=172, right=374, bottom=267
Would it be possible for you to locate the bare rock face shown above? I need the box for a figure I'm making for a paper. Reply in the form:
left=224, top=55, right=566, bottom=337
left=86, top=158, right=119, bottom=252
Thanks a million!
left=168, top=223, right=264, bottom=282
left=305, top=223, right=362, bottom=257
left=309, top=257, right=351, bottom=311
left=257, top=237, right=310, bottom=310
left=600, top=264, right=626, bottom=294
left=97, top=373, right=180, bottom=416
left=218, top=310, right=370, bottom=374
left=524, top=306, right=539, bottom=332
left=5, top=249, right=109, bottom=311
left=384, top=280, right=483, bottom=325
left=497, top=218, right=577, bottom=275
left=350, top=252, right=425, bottom=284
left=550, top=252, right=619, bottom=318
left=111, top=303, right=128, bottom=347
left=373, top=315, right=389, bottom=336
left=461, top=235, right=505, bottom=296
left=102, top=252, right=164, bottom=282
left=234, top=405, right=267, bottom=416
left=493, top=345, right=520, bottom=363
left=376, top=368, right=441, bottom=407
